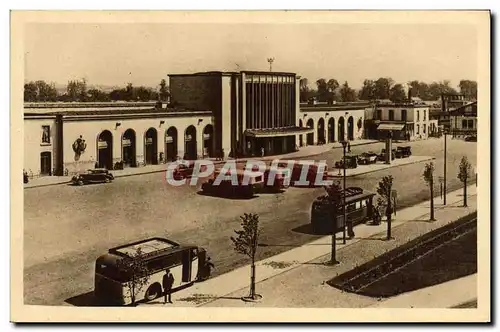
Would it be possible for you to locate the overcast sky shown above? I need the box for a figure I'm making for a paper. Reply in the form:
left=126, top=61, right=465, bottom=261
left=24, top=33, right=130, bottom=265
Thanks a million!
left=24, top=23, right=477, bottom=89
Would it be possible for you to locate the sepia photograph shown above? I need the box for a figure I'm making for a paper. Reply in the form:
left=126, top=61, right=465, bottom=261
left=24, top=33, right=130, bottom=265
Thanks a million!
left=10, top=9, right=491, bottom=323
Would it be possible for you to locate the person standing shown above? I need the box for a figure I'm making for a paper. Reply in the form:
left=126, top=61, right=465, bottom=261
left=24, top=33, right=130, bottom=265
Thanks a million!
left=163, top=269, right=174, bottom=304
left=260, top=147, right=265, bottom=157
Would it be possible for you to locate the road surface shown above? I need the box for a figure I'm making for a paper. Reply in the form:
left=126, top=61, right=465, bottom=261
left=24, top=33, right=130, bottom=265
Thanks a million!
left=23, top=137, right=477, bottom=305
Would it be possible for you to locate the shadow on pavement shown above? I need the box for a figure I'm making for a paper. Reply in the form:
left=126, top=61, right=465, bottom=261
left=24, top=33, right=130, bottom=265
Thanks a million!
left=196, top=191, right=259, bottom=200
left=65, top=291, right=109, bottom=307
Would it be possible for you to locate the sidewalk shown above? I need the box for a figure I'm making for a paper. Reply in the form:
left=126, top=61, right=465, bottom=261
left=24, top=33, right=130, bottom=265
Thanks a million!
left=328, top=156, right=435, bottom=178
left=370, top=274, right=477, bottom=308
left=141, top=185, right=477, bottom=308
left=24, top=139, right=378, bottom=189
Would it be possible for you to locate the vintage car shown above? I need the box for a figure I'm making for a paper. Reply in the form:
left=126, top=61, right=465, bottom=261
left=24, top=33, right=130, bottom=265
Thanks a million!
left=276, top=160, right=329, bottom=188
left=465, top=135, right=477, bottom=142
left=172, top=161, right=208, bottom=180
left=334, top=155, right=358, bottom=169
left=72, top=169, right=114, bottom=185
left=357, top=152, right=378, bottom=165
left=378, top=148, right=396, bottom=161
left=396, top=146, right=412, bottom=158
left=201, top=169, right=264, bottom=198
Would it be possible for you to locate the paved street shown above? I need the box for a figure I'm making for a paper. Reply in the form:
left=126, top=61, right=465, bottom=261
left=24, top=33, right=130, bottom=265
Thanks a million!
left=23, top=137, right=477, bottom=305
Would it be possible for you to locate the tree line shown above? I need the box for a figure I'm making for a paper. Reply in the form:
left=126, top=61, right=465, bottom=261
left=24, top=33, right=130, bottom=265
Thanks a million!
left=24, top=78, right=170, bottom=103
left=299, top=77, right=477, bottom=103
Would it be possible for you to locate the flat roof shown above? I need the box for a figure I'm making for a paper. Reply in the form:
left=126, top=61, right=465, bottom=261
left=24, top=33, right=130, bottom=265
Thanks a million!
left=109, top=237, right=181, bottom=259
left=169, top=70, right=297, bottom=77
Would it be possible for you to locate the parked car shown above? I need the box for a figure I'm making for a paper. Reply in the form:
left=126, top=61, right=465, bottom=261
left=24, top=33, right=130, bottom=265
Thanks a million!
left=357, top=152, right=378, bottom=165
left=172, top=160, right=207, bottom=181
left=334, top=155, right=358, bottom=169
left=465, top=135, right=477, bottom=142
left=378, top=148, right=396, bottom=161
left=396, top=146, right=412, bottom=158
left=72, top=169, right=114, bottom=185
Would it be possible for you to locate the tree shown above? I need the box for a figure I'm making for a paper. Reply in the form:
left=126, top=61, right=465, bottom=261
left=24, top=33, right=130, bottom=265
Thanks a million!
left=159, top=79, right=170, bottom=101
left=374, top=77, right=394, bottom=100
left=428, top=80, right=458, bottom=100
left=358, top=79, right=376, bottom=101
left=376, top=175, right=394, bottom=239
left=422, top=162, right=436, bottom=221
left=87, top=88, right=110, bottom=102
left=316, top=78, right=328, bottom=102
left=389, top=84, right=407, bottom=103
left=24, top=82, right=38, bottom=101
left=339, top=81, right=356, bottom=102
left=24, top=80, right=59, bottom=102
left=299, top=78, right=310, bottom=102
left=230, top=213, right=262, bottom=301
left=457, top=156, right=473, bottom=207
left=326, top=79, right=340, bottom=103
left=459, top=80, right=477, bottom=99
left=66, top=78, right=88, bottom=102
left=323, top=182, right=343, bottom=263
left=115, top=247, right=150, bottom=306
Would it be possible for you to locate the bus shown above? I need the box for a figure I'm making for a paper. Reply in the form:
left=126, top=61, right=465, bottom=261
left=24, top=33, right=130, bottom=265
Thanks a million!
left=94, top=237, right=211, bottom=306
left=311, top=187, right=376, bottom=234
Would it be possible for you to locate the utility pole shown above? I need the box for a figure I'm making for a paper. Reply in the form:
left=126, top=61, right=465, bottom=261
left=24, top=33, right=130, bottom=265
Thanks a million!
left=444, top=132, right=447, bottom=205
left=267, top=57, right=275, bottom=72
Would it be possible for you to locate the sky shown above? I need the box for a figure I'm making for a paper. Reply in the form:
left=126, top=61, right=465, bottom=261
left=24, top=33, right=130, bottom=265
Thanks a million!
left=24, top=22, right=478, bottom=90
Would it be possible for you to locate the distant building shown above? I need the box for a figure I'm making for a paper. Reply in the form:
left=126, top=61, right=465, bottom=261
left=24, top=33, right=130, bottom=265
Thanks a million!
left=449, top=101, right=477, bottom=137
left=364, top=102, right=432, bottom=141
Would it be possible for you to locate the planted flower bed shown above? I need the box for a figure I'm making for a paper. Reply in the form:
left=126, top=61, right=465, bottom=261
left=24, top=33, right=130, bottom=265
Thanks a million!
left=327, top=212, right=477, bottom=297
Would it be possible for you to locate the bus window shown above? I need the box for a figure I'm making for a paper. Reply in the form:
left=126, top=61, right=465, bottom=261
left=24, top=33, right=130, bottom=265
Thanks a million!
left=355, top=201, right=361, bottom=209
left=191, top=248, right=198, bottom=261
left=347, top=204, right=356, bottom=212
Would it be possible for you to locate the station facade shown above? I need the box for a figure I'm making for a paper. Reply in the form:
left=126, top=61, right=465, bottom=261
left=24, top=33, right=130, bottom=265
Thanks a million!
left=24, top=70, right=370, bottom=178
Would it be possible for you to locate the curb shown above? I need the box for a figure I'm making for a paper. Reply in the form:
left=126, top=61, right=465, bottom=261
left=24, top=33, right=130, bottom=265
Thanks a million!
left=328, top=156, right=436, bottom=178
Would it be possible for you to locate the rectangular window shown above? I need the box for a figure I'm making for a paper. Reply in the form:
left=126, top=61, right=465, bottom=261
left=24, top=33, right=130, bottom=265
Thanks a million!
left=377, top=109, right=382, bottom=120
left=423, top=110, right=427, bottom=121
left=41, top=125, right=51, bottom=143
left=416, top=110, right=420, bottom=122
left=468, top=120, right=474, bottom=129
left=423, top=124, right=426, bottom=133
left=462, top=119, right=468, bottom=128
left=417, top=124, right=420, bottom=134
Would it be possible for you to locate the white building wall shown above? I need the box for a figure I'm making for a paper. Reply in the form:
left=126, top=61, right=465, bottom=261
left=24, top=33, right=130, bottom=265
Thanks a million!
left=37, top=115, right=214, bottom=174
left=300, top=108, right=365, bottom=145
left=23, top=118, right=57, bottom=177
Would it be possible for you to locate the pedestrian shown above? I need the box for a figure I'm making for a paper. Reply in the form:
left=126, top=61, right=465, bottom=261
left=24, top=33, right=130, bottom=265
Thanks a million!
left=163, top=269, right=174, bottom=304
left=260, top=147, right=265, bottom=157
left=347, top=141, right=351, bottom=153
left=204, top=257, right=215, bottom=280
left=221, top=148, right=225, bottom=161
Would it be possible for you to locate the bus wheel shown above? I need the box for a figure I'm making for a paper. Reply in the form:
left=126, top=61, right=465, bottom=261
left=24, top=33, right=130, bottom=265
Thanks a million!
left=144, top=283, right=162, bottom=301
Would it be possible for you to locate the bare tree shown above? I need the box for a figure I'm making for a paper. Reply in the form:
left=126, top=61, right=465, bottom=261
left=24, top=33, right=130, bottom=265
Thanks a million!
left=230, top=213, right=262, bottom=301
left=376, top=175, right=394, bottom=239
left=422, top=162, right=436, bottom=221
left=115, top=247, right=150, bottom=306
left=457, top=156, right=473, bottom=207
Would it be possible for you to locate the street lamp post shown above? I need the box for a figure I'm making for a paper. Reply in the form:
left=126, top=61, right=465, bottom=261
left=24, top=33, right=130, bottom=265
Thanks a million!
left=341, top=140, right=348, bottom=244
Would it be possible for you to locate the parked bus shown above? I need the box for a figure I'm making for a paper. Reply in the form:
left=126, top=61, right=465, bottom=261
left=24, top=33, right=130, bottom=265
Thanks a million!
left=277, top=160, right=329, bottom=188
left=94, top=237, right=211, bottom=306
left=311, top=187, right=376, bottom=234
left=201, top=168, right=265, bottom=198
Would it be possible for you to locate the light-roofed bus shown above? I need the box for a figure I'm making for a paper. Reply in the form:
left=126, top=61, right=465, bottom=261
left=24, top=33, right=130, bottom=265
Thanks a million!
left=94, top=237, right=211, bottom=305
